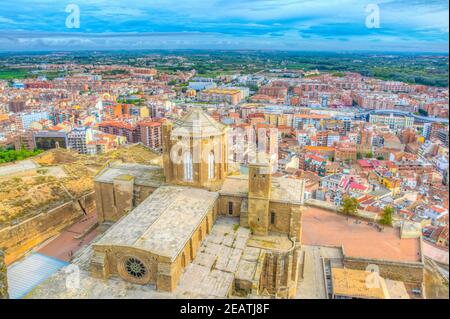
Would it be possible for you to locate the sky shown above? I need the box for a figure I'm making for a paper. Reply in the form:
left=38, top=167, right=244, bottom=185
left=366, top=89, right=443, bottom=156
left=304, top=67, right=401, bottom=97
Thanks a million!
left=0, top=0, right=448, bottom=52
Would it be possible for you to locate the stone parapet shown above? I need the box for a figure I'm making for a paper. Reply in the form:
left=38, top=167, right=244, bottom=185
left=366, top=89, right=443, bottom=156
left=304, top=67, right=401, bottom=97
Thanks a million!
left=0, top=250, right=8, bottom=299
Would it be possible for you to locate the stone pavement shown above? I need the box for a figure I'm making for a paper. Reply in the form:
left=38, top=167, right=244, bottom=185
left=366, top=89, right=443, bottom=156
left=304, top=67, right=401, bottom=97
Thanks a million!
left=175, top=217, right=251, bottom=298
left=0, top=159, right=38, bottom=178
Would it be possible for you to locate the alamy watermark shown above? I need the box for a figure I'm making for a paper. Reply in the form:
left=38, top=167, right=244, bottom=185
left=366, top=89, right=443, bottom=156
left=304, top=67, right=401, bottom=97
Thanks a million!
left=168, top=120, right=279, bottom=174
left=65, top=4, right=80, bottom=29
left=365, top=264, right=382, bottom=288
left=365, top=4, right=381, bottom=29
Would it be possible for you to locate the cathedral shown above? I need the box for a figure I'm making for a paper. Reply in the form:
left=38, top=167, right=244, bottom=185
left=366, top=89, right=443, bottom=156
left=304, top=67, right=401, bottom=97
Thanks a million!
left=91, top=108, right=306, bottom=298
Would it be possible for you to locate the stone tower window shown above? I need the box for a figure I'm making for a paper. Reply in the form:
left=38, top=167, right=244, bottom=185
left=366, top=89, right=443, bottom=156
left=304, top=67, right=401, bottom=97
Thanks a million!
left=208, top=151, right=215, bottom=180
left=228, top=201, right=233, bottom=215
left=124, top=257, right=147, bottom=279
left=184, top=151, right=193, bottom=181
left=271, top=211, right=276, bottom=225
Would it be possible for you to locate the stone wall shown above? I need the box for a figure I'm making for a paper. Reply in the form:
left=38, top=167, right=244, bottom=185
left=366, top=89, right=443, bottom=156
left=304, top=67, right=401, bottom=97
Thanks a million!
left=95, top=180, right=157, bottom=223
left=267, top=202, right=292, bottom=234
left=258, top=245, right=301, bottom=299
left=92, top=245, right=159, bottom=285
left=218, top=195, right=244, bottom=217
left=343, top=257, right=424, bottom=285
left=0, top=250, right=7, bottom=299
left=305, top=199, right=379, bottom=221
left=0, top=192, right=95, bottom=265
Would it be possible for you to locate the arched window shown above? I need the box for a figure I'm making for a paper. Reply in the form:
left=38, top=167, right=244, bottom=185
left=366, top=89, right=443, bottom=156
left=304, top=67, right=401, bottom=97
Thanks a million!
left=208, top=151, right=215, bottom=180
left=184, top=151, right=193, bottom=181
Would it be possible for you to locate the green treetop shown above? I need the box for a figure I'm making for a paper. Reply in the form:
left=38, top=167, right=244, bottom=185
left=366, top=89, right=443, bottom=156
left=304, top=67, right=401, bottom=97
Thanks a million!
left=380, top=206, right=394, bottom=226
left=340, top=196, right=359, bottom=217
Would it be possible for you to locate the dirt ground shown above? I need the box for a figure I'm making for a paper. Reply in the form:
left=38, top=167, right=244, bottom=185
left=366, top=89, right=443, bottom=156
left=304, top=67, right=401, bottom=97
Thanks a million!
left=302, top=207, right=421, bottom=262
left=424, top=260, right=449, bottom=299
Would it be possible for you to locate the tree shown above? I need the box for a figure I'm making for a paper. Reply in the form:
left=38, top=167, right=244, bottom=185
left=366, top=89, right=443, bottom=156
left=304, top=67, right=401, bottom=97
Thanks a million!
left=366, top=152, right=374, bottom=159
left=380, top=206, right=394, bottom=226
left=340, top=196, right=359, bottom=217
left=418, top=108, right=428, bottom=117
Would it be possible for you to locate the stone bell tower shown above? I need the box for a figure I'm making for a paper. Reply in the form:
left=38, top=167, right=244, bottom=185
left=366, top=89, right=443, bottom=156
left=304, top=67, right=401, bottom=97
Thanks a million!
left=247, top=153, right=273, bottom=236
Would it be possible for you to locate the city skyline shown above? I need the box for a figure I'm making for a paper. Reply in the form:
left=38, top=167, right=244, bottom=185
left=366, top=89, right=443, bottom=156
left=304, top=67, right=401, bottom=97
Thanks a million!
left=0, top=0, right=448, bottom=52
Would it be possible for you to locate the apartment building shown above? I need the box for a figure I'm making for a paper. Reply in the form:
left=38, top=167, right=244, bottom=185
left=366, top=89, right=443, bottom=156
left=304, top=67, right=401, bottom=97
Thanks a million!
left=67, top=127, right=93, bottom=154
left=369, top=113, right=414, bottom=131
left=98, top=120, right=138, bottom=143
left=198, top=88, right=243, bottom=105
left=137, top=120, right=162, bottom=151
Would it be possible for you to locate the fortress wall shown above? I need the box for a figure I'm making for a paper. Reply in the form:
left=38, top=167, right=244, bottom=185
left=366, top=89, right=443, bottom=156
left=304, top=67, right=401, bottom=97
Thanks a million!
left=258, top=246, right=300, bottom=299
left=305, top=199, right=379, bottom=221
left=0, top=192, right=96, bottom=265
left=343, top=256, right=424, bottom=285
left=0, top=250, right=7, bottom=299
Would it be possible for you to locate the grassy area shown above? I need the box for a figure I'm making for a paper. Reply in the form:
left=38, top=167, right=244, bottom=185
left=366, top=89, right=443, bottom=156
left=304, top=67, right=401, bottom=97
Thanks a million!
left=0, top=148, right=44, bottom=164
left=116, top=98, right=145, bottom=105
left=0, top=68, right=30, bottom=80
left=0, top=68, right=65, bottom=81
left=38, top=70, right=64, bottom=80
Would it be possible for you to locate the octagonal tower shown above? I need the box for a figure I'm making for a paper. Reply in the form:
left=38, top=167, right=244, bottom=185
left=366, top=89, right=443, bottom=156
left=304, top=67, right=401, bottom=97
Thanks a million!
left=162, top=108, right=228, bottom=191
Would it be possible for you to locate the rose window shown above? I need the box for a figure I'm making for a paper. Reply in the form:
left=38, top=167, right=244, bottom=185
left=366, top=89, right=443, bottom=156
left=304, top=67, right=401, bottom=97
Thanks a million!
left=124, top=257, right=147, bottom=278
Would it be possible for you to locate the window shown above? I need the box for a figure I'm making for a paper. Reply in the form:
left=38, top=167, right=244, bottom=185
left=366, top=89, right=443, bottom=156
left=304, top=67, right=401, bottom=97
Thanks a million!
left=228, top=201, right=233, bottom=215
left=184, top=151, right=193, bottom=181
left=270, top=212, right=276, bottom=225
left=124, top=257, right=147, bottom=279
left=208, top=151, right=215, bottom=180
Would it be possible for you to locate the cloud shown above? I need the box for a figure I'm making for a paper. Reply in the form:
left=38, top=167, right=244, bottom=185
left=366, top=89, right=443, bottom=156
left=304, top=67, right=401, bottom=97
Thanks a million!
left=0, top=0, right=447, bottom=51
left=0, top=16, right=18, bottom=24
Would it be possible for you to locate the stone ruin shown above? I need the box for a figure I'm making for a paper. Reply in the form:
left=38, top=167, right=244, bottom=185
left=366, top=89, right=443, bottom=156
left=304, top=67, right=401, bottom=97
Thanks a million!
left=0, top=250, right=8, bottom=299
